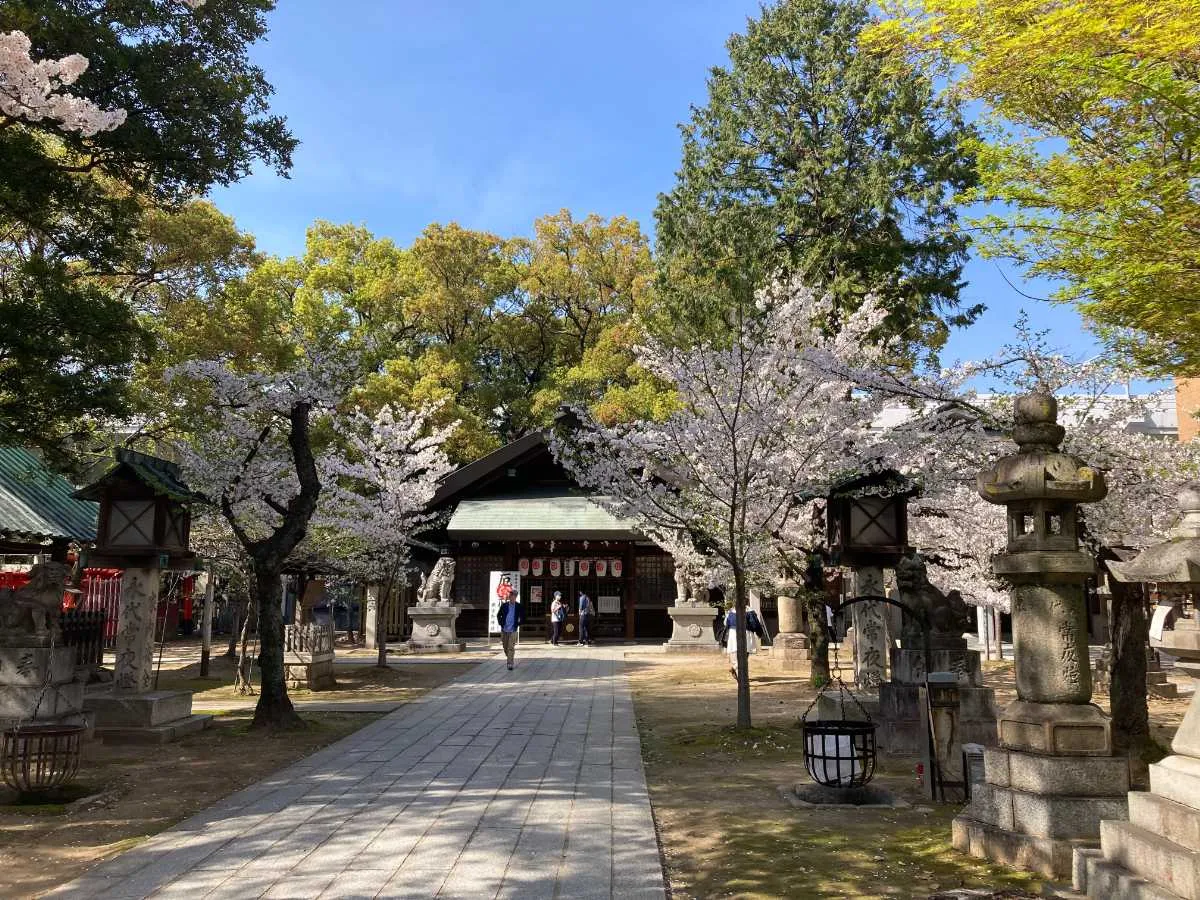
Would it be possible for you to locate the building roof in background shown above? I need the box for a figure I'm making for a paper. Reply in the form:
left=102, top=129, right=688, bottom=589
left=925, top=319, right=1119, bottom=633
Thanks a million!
left=447, top=488, right=642, bottom=540
left=0, top=448, right=97, bottom=545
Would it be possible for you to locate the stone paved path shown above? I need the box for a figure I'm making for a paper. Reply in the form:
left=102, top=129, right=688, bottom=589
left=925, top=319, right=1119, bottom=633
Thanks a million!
left=49, top=649, right=666, bottom=900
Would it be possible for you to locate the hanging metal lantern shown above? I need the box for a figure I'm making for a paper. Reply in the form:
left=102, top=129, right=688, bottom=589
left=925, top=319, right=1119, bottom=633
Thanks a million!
left=1, top=723, right=85, bottom=796
left=799, top=632, right=878, bottom=787
left=801, top=719, right=877, bottom=788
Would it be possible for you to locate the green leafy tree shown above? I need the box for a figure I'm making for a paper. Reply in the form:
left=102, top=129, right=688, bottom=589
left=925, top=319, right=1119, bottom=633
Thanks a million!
left=655, top=0, right=979, bottom=356
left=871, top=0, right=1200, bottom=373
left=0, top=0, right=294, bottom=454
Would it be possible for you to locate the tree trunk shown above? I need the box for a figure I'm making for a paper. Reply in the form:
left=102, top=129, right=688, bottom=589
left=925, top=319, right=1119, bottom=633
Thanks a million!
left=733, top=565, right=751, bottom=730
left=1107, top=565, right=1150, bottom=756
left=805, top=590, right=830, bottom=686
left=376, top=583, right=390, bottom=669
left=251, top=559, right=304, bottom=730
left=225, top=591, right=250, bottom=658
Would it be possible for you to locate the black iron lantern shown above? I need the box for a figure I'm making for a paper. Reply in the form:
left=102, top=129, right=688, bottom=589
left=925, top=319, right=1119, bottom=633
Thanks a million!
left=74, top=449, right=197, bottom=569
left=826, top=469, right=919, bottom=568
left=801, top=719, right=877, bottom=788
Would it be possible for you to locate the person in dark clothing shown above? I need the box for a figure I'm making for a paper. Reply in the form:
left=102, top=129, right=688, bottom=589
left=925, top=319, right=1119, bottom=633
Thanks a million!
left=577, top=591, right=594, bottom=646
left=497, top=590, right=524, bottom=669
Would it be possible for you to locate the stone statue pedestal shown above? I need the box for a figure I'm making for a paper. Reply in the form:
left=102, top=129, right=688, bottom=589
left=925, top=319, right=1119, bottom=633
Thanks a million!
left=407, top=603, right=465, bottom=652
left=664, top=603, right=719, bottom=653
left=0, top=646, right=87, bottom=730
left=878, top=645, right=997, bottom=753
left=284, top=622, right=335, bottom=690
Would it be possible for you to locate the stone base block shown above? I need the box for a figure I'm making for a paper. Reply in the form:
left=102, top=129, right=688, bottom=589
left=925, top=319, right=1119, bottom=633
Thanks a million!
left=1130, top=791, right=1200, bottom=853
left=285, top=656, right=335, bottom=691
left=877, top=683, right=997, bottom=753
left=816, top=693, right=879, bottom=723
left=84, top=690, right=195, bottom=728
left=406, top=639, right=465, bottom=653
left=1075, top=847, right=1184, bottom=900
left=952, top=814, right=1095, bottom=880
left=663, top=643, right=721, bottom=654
left=999, top=700, right=1113, bottom=756
left=1101, top=820, right=1200, bottom=899
left=983, top=747, right=1129, bottom=797
left=96, top=714, right=212, bottom=745
left=0, top=646, right=76, bottom=686
left=890, top=647, right=983, bottom=686
left=1150, top=756, right=1200, bottom=811
left=0, top=681, right=84, bottom=724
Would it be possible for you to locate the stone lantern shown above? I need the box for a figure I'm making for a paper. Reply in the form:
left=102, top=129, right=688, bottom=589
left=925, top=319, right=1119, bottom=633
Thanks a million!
left=827, top=469, right=918, bottom=690
left=1074, top=484, right=1200, bottom=896
left=953, top=392, right=1129, bottom=879
left=73, top=450, right=210, bottom=741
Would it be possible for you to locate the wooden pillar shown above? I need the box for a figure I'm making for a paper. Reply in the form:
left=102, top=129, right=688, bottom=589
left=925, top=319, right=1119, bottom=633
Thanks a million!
left=624, top=545, right=636, bottom=639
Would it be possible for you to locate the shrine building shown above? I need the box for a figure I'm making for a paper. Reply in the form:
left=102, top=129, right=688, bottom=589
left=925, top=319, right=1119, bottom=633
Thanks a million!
left=417, top=432, right=678, bottom=641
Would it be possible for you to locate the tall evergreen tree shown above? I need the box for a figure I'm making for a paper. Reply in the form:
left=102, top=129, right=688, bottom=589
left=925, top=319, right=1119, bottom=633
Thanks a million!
left=655, top=0, right=979, bottom=357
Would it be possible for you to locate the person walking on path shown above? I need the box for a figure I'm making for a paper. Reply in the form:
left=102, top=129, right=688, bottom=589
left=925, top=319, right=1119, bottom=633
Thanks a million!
left=725, top=603, right=765, bottom=680
left=577, top=590, right=594, bottom=646
left=550, top=591, right=567, bottom=645
left=497, top=589, right=524, bottom=670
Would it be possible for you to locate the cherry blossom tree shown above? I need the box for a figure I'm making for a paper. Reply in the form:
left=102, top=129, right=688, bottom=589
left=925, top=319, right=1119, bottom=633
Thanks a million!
left=318, top=404, right=455, bottom=667
left=553, top=279, right=956, bottom=728
left=0, top=30, right=126, bottom=135
left=167, top=345, right=353, bottom=729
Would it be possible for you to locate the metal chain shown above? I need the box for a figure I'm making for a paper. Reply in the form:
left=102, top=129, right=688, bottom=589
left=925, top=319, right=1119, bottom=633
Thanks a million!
left=799, top=607, right=875, bottom=724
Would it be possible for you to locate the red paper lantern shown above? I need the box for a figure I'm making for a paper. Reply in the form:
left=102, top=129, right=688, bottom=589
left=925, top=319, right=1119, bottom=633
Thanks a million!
left=518, top=558, right=529, bottom=577
left=611, top=558, right=623, bottom=577
left=579, top=559, right=591, bottom=576
left=549, top=558, right=561, bottom=577
left=595, top=559, right=608, bottom=577
left=532, top=558, right=544, bottom=576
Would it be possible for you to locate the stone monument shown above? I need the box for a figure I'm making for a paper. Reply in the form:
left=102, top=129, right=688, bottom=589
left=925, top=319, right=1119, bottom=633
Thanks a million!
left=407, top=556, right=465, bottom=651
left=877, top=551, right=997, bottom=752
left=764, top=572, right=811, bottom=672
left=665, top=564, right=719, bottom=653
left=0, top=562, right=88, bottom=730
left=1075, top=483, right=1200, bottom=898
left=952, top=391, right=1128, bottom=879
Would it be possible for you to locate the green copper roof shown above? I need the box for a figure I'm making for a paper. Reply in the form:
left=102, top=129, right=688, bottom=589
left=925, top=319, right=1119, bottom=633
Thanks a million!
left=447, top=489, right=642, bottom=540
left=75, top=448, right=196, bottom=503
left=0, top=448, right=98, bottom=544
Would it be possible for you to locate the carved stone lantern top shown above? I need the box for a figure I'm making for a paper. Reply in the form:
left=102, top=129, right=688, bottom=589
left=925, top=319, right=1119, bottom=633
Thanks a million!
left=977, top=392, right=1108, bottom=507
left=977, top=391, right=1107, bottom=581
left=1108, top=484, right=1200, bottom=587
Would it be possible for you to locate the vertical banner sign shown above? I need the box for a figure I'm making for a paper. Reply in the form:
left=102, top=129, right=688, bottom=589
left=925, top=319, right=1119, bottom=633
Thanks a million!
left=518, top=558, right=530, bottom=577
left=579, top=558, right=592, bottom=576
left=488, top=571, right=521, bottom=635
left=564, top=558, right=576, bottom=577
left=532, top=558, right=544, bottom=577
left=595, top=559, right=608, bottom=577
left=611, top=558, right=623, bottom=578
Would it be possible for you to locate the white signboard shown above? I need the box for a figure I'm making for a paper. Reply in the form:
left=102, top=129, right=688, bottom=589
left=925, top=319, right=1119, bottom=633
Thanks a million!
left=1150, top=603, right=1175, bottom=642
left=488, top=571, right=521, bottom=635
left=598, top=595, right=620, bottom=614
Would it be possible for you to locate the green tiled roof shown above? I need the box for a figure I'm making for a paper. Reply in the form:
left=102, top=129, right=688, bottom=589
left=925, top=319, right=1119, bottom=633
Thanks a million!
left=75, top=448, right=196, bottom=502
left=447, top=489, right=642, bottom=540
left=0, top=448, right=98, bottom=544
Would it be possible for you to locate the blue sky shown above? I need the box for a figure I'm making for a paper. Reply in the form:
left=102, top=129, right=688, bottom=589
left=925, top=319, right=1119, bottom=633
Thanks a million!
left=210, top=0, right=1102, bottom=370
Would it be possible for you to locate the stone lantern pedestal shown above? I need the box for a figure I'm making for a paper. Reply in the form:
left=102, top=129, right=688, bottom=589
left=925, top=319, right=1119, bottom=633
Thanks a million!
left=952, top=392, right=1128, bottom=879
left=406, top=603, right=465, bottom=652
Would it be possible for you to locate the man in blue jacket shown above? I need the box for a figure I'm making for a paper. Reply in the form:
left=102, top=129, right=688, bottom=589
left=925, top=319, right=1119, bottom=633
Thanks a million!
left=497, top=590, right=524, bottom=670
left=577, top=591, right=594, bottom=646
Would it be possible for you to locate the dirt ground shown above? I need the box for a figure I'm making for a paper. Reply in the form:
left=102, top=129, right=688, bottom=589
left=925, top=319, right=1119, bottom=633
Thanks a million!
left=623, top=651, right=1191, bottom=900
left=0, top=661, right=476, bottom=898
left=156, top=653, right=478, bottom=704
